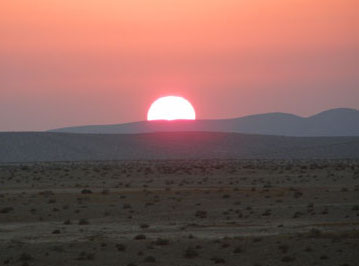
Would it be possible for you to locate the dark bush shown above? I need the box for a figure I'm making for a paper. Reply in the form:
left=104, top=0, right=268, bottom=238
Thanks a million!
left=78, top=218, right=89, bottom=225
left=81, top=189, right=93, bottom=194
left=211, top=257, right=226, bottom=264
left=184, top=247, right=198, bottom=258
left=143, top=256, right=156, bottom=263
left=116, top=244, right=126, bottom=251
left=0, top=207, right=14, bottom=214
left=134, top=234, right=146, bottom=240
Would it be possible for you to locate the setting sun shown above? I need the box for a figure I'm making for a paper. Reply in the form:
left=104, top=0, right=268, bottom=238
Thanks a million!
left=147, top=96, right=196, bottom=121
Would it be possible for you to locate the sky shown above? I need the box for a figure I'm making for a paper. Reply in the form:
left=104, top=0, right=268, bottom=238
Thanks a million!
left=0, top=0, right=358, bottom=131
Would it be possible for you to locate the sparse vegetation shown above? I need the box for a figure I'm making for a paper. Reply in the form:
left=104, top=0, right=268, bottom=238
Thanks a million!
left=0, top=159, right=358, bottom=266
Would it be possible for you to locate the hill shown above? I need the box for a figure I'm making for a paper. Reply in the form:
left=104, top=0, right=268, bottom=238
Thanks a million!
left=50, top=108, right=359, bottom=136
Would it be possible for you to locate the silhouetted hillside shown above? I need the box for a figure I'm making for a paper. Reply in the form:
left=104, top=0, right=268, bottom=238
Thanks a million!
left=50, top=108, right=359, bottom=136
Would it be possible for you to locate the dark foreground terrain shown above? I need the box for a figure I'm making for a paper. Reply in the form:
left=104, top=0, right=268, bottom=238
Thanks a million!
left=0, top=159, right=358, bottom=266
left=1, top=132, right=359, bottom=163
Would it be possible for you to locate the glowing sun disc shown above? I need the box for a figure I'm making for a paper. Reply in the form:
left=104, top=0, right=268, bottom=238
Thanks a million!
left=147, top=96, right=196, bottom=121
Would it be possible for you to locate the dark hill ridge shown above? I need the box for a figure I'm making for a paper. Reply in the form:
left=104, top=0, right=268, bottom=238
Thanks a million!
left=1, top=131, right=359, bottom=163
left=50, top=108, right=359, bottom=136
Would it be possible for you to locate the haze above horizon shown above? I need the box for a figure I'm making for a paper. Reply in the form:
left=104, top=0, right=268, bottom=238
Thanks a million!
left=1, top=0, right=358, bottom=131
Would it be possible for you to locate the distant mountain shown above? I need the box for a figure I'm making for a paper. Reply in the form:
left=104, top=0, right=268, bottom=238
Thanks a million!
left=50, top=108, right=359, bottom=136
left=1, top=132, right=359, bottom=163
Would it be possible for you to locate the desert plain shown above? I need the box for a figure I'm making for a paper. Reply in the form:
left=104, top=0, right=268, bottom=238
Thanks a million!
left=0, top=159, right=358, bottom=266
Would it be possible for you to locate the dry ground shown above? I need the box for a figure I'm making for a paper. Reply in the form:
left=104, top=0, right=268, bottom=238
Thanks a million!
left=0, top=159, right=358, bottom=266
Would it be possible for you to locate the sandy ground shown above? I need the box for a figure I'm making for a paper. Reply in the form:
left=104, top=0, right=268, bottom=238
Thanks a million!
left=0, top=159, right=358, bottom=266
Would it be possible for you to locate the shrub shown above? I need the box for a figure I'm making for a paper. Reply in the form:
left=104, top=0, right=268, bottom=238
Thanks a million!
left=140, top=224, right=150, bottom=229
left=134, top=234, right=146, bottom=240
left=143, top=256, right=156, bottom=263
left=77, top=252, right=95, bottom=261
left=211, top=257, right=226, bottom=264
left=233, top=247, right=242, bottom=253
left=195, top=210, right=207, bottom=218
left=116, top=244, right=126, bottom=251
left=19, top=253, right=33, bottom=262
left=123, top=203, right=132, bottom=209
left=184, top=247, right=198, bottom=258
left=278, top=244, right=289, bottom=253
left=78, top=218, right=89, bottom=225
left=281, top=256, right=295, bottom=262
left=309, top=228, right=322, bottom=237
left=154, top=238, right=169, bottom=246
left=0, top=207, right=14, bottom=214
left=81, top=189, right=92, bottom=194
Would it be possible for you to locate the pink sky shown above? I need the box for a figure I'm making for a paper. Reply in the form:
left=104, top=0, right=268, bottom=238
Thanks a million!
left=0, top=0, right=358, bottom=131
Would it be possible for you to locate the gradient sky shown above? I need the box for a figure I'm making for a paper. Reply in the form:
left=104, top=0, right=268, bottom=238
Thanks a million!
left=1, top=0, right=358, bottom=131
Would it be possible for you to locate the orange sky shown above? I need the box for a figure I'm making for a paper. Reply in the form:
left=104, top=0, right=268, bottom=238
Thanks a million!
left=0, top=0, right=358, bottom=130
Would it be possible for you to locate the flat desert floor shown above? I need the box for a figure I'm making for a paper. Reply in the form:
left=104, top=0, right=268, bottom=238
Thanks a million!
left=0, top=159, right=358, bottom=266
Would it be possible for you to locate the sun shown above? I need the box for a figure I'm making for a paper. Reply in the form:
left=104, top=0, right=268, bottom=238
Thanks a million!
left=147, top=96, right=196, bottom=121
